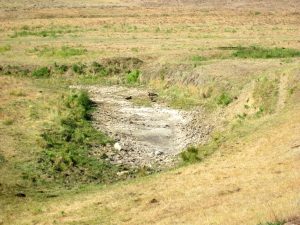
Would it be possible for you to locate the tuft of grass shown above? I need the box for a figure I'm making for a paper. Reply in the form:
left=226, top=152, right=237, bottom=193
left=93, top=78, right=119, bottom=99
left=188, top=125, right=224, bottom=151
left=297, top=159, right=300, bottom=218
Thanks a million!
left=181, top=132, right=224, bottom=163
left=253, top=76, right=279, bottom=114
left=232, top=46, right=300, bottom=59
left=54, top=63, right=69, bottom=74
left=216, top=92, right=233, bottom=106
left=257, top=220, right=285, bottom=225
left=191, top=55, right=207, bottom=62
left=2, top=119, right=14, bottom=126
left=10, top=26, right=81, bottom=38
left=72, top=63, right=87, bottom=75
left=90, top=62, right=109, bottom=76
left=126, top=70, right=140, bottom=84
left=31, top=46, right=87, bottom=58
left=0, top=45, right=11, bottom=53
left=32, top=67, right=51, bottom=78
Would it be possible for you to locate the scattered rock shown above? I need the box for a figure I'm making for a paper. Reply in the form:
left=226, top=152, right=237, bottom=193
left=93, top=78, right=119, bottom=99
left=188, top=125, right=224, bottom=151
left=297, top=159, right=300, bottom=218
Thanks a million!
left=117, top=171, right=129, bottom=176
left=155, top=150, right=164, bottom=156
left=114, top=142, right=122, bottom=151
left=125, top=96, right=132, bottom=100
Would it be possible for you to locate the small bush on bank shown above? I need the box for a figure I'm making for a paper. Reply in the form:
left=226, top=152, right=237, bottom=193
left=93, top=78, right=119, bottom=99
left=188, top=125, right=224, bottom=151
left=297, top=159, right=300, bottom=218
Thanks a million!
left=216, top=92, right=233, bottom=106
left=32, top=67, right=51, bottom=78
left=126, top=70, right=140, bottom=84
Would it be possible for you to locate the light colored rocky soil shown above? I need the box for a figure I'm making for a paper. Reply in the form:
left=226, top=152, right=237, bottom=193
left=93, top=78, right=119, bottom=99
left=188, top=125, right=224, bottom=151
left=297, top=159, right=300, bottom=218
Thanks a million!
left=75, top=85, right=213, bottom=168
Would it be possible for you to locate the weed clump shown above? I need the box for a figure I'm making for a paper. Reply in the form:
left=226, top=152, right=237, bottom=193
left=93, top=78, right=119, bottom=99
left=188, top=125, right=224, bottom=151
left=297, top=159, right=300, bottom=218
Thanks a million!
left=39, top=90, right=117, bottom=184
left=253, top=76, right=279, bottom=114
left=232, top=46, right=300, bottom=59
left=72, top=63, right=87, bottom=75
left=0, top=45, right=11, bottom=53
left=90, top=62, right=109, bottom=76
left=32, top=67, right=51, bottom=78
left=192, top=56, right=207, bottom=62
left=181, top=132, right=224, bottom=163
left=126, top=70, right=140, bottom=84
left=216, top=92, right=233, bottom=106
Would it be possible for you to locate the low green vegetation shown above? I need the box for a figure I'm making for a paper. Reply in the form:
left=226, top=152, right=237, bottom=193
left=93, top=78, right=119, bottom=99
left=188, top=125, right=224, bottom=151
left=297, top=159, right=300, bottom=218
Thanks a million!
left=30, top=46, right=87, bottom=58
left=253, top=76, right=279, bottom=115
left=257, top=220, right=286, bottom=225
left=32, top=67, right=51, bottom=78
left=0, top=45, right=11, bottom=53
left=232, top=46, right=300, bottom=59
left=191, top=55, right=207, bottom=62
left=37, top=90, right=119, bottom=185
left=216, top=92, right=233, bottom=106
left=10, top=26, right=81, bottom=38
left=126, top=69, right=141, bottom=84
left=181, top=133, right=223, bottom=163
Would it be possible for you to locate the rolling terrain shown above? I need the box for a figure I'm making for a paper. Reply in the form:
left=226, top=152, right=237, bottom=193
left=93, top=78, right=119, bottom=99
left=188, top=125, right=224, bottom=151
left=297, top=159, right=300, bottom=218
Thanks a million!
left=0, top=0, right=300, bottom=224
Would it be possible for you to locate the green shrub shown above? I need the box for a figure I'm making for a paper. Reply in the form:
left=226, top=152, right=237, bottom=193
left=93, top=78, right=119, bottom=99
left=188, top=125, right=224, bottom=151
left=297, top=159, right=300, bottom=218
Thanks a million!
left=72, top=63, right=86, bottom=75
left=216, top=92, right=233, bottom=106
left=126, top=70, right=140, bottom=84
left=32, top=67, right=51, bottom=78
left=232, top=46, right=300, bottom=59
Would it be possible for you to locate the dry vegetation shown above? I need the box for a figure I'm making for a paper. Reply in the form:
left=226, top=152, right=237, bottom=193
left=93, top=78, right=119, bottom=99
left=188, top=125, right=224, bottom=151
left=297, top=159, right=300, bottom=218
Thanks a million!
left=0, top=0, right=300, bottom=224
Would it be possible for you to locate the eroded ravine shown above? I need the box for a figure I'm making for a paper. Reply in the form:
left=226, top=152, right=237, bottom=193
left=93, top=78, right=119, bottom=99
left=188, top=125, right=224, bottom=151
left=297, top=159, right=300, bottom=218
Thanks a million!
left=74, top=85, right=213, bottom=168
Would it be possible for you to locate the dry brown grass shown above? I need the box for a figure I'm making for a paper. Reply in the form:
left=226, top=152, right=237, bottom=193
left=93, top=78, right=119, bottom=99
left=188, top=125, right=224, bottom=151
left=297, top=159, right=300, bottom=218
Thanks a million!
left=1, top=1, right=300, bottom=224
left=3, top=104, right=299, bottom=225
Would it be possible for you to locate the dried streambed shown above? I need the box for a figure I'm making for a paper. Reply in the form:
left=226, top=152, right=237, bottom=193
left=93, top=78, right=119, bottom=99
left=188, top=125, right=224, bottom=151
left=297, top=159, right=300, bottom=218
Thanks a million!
left=75, top=85, right=213, bottom=168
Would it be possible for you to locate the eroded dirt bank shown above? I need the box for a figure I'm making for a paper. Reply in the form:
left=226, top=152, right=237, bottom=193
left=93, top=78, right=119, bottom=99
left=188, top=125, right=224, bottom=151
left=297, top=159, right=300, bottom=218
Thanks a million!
left=76, top=85, right=213, bottom=168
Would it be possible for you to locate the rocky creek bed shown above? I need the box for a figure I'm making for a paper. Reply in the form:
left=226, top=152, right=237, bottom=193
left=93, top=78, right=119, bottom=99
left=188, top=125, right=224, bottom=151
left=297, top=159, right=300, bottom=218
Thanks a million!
left=73, top=85, right=213, bottom=169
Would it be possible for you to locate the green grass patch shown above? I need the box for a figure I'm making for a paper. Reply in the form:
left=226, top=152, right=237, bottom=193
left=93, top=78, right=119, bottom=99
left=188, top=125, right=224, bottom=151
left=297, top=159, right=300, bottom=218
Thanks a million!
left=32, top=67, right=51, bottom=78
left=253, top=76, right=279, bottom=115
left=216, top=92, right=233, bottom=106
left=191, top=55, right=207, bottom=62
left=10, top=26, right=81, bottom=38
left=0, top=45, right=11, bottom=53
left=232, top=46, right=300, bottom=59
left=126, top=70, right=140, bottom=84
left=37, top=90, right=119, bottom=185
left=30, top=46, right=87, bottom=58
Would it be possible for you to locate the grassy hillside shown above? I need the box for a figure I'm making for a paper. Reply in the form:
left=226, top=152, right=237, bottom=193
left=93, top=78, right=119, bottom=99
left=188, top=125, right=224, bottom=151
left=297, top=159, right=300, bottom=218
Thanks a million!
left=0, top=0, right=300, bottom=224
